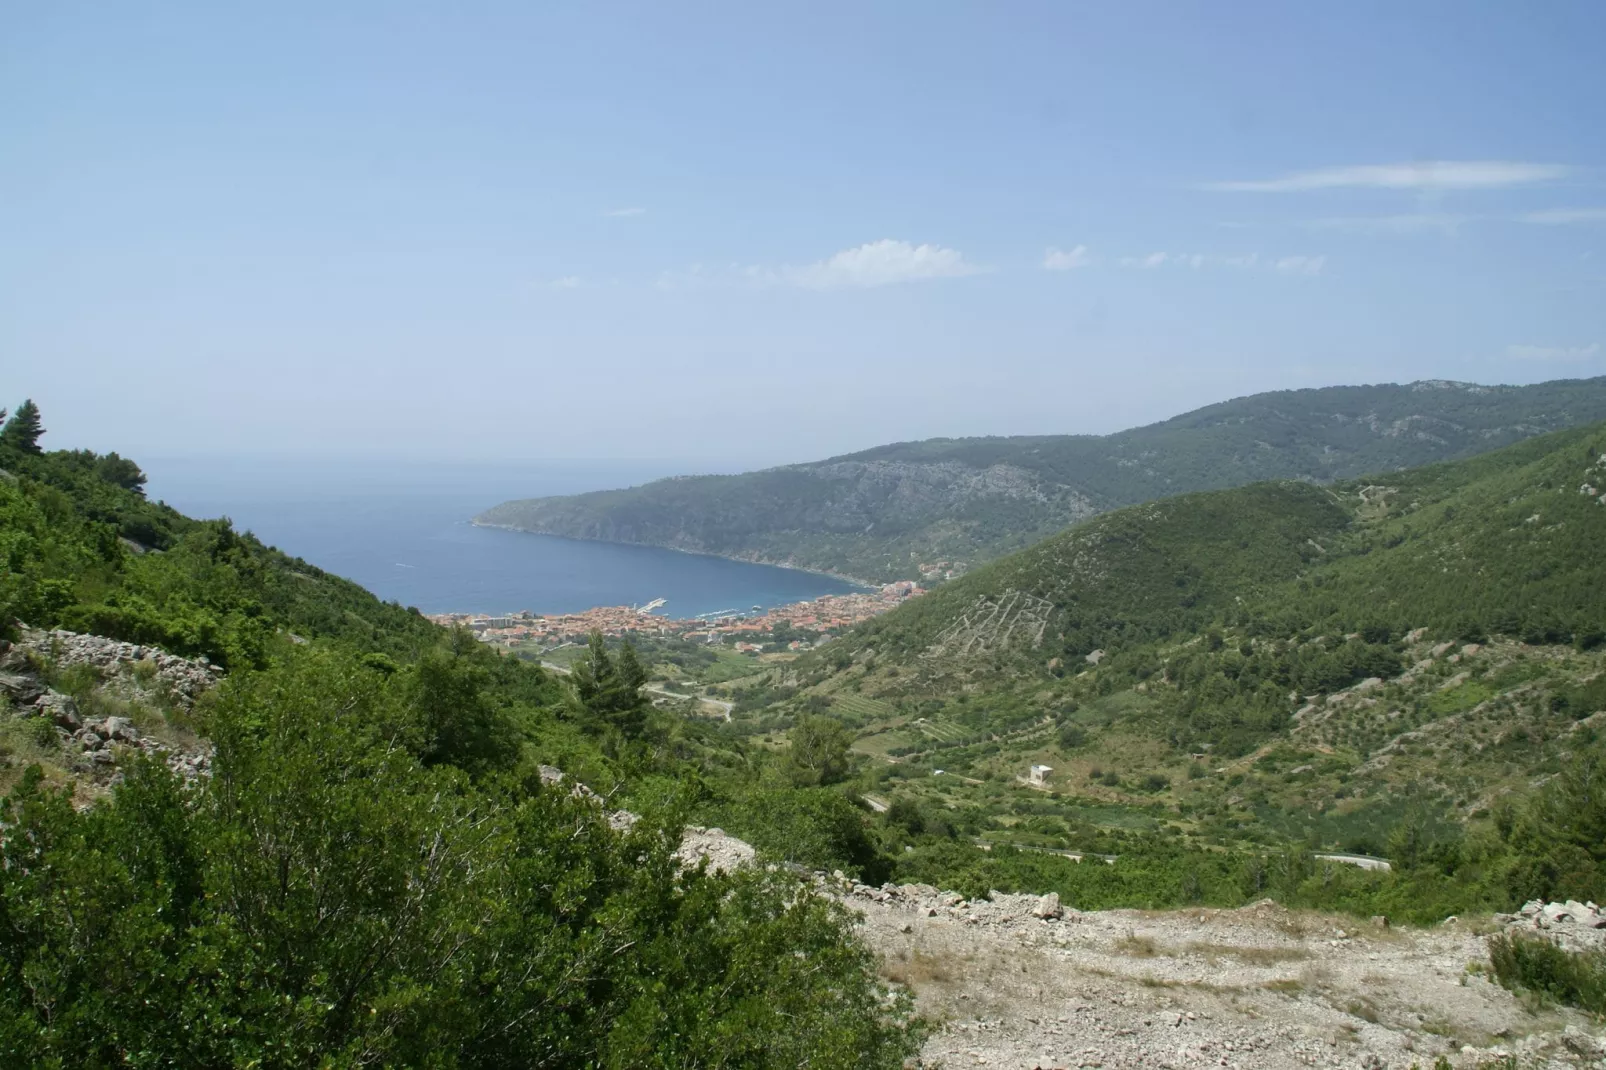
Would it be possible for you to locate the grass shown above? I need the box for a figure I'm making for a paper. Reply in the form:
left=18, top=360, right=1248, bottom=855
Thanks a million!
left=1427, top=679, right=1496, bottom=715
left=1344, top=996, right=1380, bottom=1023
left=0, top=716, right=75, bottom=797
left=878, top=949, right=956, bottom=986
left=1115, top=931, right=1160, bottom=957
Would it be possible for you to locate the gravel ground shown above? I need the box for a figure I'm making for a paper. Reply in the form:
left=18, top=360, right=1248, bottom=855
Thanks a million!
left=824, top=878, right=1606, bottom=1069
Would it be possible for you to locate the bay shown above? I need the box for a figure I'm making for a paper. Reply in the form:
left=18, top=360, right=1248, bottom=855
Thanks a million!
left=143, top=457, right=864, bottom=617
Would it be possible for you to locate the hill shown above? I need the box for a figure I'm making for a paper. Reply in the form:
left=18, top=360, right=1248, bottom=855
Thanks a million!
left=0, top=405, right=924, bottom=1065
left=1, top=440, right=442, bottom=670
left=477, top=376, right=1606, bottom=581
left=717, top=422, right=1606, bottom=911
left=814, top=420, right=1606, bottom=681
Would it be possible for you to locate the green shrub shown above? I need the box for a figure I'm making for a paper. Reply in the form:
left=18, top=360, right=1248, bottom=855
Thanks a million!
left=1488, top=932, right=1606, bottom=1014
left=0, top=649, right=920, bottom=1068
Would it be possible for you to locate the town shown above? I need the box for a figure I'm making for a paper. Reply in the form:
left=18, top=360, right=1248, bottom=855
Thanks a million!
left=427, top=580, right=924, bottom=653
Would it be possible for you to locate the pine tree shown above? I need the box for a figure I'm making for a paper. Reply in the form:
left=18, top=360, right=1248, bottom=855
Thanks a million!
left=0, top=399, right=44, bottom=454
left=571, top=631, right=648, bottom=738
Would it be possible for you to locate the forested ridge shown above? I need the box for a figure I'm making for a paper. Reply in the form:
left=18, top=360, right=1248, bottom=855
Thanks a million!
left=819, top=420, right=1606, bottom=672
left=478, top=376, right=1606, bottom=581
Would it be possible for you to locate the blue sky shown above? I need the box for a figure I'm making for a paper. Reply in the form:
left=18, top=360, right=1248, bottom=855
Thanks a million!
left=3, top=1, right=1604, bottom=466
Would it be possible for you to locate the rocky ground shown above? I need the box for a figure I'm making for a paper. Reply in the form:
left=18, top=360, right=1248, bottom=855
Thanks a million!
left=0, top=629, right=218, bottom=790
left=825, top=876, right=1605, bottom=1070
left=613, top=813, right=1606, bottom=1069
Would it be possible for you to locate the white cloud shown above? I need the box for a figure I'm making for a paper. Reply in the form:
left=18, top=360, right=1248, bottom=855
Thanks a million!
left=1274, top=255, right=1326, bottom=276
left=1206, top=161, right=1568, bottom=193
left=1042, top=245, right=1091, bottom=271
left=549, top=276, right=581, bottom=289
left=1119, top=251, right=1315, bottom=273
left=1506, top=342, right=1601, bottom=362
left=1305, top=213, right=1469, bottom=236
left=781, top=239, right=986, bottom=289
left=603, top=207, right=646, bottom=217
left=1517, top=207, right=1606, bottom=225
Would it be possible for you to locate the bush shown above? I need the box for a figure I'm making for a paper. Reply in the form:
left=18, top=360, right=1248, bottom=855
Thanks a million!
left=0, top=650, right=920, bottom=1067
left=1488, top=933, right=1606, bottom=1014
left=719, top=787, right=890, bottom=883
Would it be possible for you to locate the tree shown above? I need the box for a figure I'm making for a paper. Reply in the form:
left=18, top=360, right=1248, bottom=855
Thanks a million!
left=95, top=451, right=147, bottom=493
left=0, top=398, right=44, bottom=454
left=571, top=630, right=649, bottom=737
left=405, top=640, right=517, bottom=775
left=787, top=714, right=853, bottom=786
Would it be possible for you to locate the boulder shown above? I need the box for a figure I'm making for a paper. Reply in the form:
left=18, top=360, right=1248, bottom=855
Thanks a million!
left=34, top=691, right=81, bottom=729
left=103, top=716, right=139, bottom=742
left=0, top=672, right=45, bottom=704
left=1032, top=892, right=1064, bottom=920
left=1542, top=903, right=1575, bottom=925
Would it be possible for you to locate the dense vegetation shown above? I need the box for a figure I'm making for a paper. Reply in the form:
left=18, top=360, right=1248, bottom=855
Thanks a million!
left=479, top=376, right=1606, bottom=581
left=0, top=402, right=921, bottom=1067
left=708, top=422, right=1606, bottom=920
left=0, top=417, right=438, bottom=668
left=1489, top=932, right=1606, bottom=1016
left=0, top=652, right=916, bottom=1067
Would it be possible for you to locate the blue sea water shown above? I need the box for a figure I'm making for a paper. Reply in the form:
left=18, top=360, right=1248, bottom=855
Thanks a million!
left=142, top=457, right=863, bottom=617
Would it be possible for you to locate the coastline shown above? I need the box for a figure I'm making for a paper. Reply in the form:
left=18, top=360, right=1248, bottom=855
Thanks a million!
left=468, top=519, right=884, bottom=591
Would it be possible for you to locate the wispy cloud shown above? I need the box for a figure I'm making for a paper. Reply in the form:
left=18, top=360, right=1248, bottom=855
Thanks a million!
left=549, top=276, right=581, bottom=289
left=1206, top=161, right=1568, bottom=193
left=779, top=239, right=987, bottom=289
left=1507, top=342, right=1601, bottom=362
left=1273, top=255, right=1326, bottom=276
left=1042, top=245, right=1091, bottom=271
left=603, top=207, right=646, bottom=217
left=1115, top=251, right=1323, bottom=275
left=1516, top=207, right=1606, bottom=225
left=1304, top=213, right=1469, bottom=236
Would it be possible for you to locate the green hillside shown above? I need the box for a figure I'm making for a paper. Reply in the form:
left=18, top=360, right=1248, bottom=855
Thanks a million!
left=6, top=401, right=1605, bottom=1064
left=0, top=404, right=921, bottom=1066
left=1, top=443, right=441, bottom=671
left=478, top=376, right=1606, bottom=581
left=804, top=421, right=1606, bottom=684
left=716, top=423, right=1606, bottom=916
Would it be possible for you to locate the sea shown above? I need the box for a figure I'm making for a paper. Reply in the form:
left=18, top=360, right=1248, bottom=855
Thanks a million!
left=143, top=456, right=864, bottom=618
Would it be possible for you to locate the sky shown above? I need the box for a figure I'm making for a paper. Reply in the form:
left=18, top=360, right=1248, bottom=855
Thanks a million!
left=3, top=1, right=1605, bottom=469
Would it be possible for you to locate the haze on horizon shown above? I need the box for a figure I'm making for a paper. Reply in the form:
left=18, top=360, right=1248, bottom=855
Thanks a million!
left=3, top=1, right=1604, bottom=471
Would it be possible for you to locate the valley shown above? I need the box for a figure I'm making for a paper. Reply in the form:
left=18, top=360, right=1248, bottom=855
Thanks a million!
left=5, top=397, right=1606, bottom=1065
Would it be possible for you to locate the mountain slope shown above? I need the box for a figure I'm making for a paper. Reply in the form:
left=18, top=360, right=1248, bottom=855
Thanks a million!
left=0, top=446, right=441, bottom=668
left=807, top=420, right=1606, bottom=689
left=718, top=422, right=1606, bottom=871
left=477, top=376, right=1606, bottom=581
